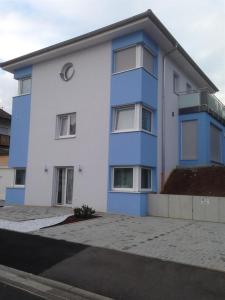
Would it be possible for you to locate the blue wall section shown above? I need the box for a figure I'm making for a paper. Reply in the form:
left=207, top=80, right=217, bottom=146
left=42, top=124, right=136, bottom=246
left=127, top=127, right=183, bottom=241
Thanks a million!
left=111, top=68, right=157, bottom=109
left=108, top=31, right=159, bottom=216
left=108, top=192, right=148, bottom=216
left=9, top=94, right=31, bottom=168
left=179, top=112, right=225, bottom=167
left=109, top=132, right=157, bottom=167
left=5, top=188, right=25, bottom=205
left=14, top=66, right=32, bottom=80
left=7, top=66, right=32, bottom=206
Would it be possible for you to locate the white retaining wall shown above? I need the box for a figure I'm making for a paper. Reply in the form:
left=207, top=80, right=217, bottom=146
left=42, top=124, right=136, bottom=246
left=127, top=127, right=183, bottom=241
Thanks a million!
left=0, top=167, right=14, bottom=200
left=148, top=194, right=225, bottom=223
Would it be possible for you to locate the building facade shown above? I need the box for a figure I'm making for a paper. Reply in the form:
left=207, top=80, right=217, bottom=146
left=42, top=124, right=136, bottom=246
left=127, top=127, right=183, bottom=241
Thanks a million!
left=1, top=10, right=224, bottom=215
left=0, top=109, right=11, bottom=166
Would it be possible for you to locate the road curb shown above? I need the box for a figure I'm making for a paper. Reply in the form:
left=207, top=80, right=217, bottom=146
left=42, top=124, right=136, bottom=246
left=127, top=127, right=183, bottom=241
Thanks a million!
left=0, top=264, right=112, bottom=300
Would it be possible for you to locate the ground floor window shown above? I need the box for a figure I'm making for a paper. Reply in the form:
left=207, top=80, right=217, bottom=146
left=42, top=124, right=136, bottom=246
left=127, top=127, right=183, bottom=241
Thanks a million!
left=141, top=168, right=152, bottom=189
left=112, top=166, right=152, bottom=192
left=55, top=167, right=74, bottom=205
left=15, top=169, right=26, bottom=186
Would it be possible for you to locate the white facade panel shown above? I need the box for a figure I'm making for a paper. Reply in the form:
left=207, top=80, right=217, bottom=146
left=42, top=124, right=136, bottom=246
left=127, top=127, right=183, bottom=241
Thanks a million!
left=25, top=42, right=111, bottom=211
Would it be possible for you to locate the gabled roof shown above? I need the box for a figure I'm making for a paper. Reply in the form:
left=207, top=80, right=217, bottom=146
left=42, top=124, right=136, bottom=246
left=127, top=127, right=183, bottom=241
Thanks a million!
left=0, top=109, right=11, bottom=120
left=0, top=10, right=218, bottom=92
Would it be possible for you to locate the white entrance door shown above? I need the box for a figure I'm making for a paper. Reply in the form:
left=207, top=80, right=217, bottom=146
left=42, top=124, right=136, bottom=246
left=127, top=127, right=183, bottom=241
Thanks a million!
left=55, top=167, right=74, bottom=205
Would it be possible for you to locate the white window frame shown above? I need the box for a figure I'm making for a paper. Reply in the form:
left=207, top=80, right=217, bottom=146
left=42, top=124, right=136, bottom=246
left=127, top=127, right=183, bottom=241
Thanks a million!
left=112, top=166, right=152, bottom=192
left=141, top=106, right=153, bottom=133
left=14, top=168, right=26, bottom=187
left=113, top=44, right=155, bottom=75
left=112, top=104, right=153, bottom=134
left=54, top=166, right=74, bottom=206
left=56, top=113, right=76, bottom=139
left=142, top=46, right=154, bottom=74
left=18, top=77, right=32, bottom=96
left=112, top=104, right=138, bottom=133
left=139, top=167, right=152, bottom=191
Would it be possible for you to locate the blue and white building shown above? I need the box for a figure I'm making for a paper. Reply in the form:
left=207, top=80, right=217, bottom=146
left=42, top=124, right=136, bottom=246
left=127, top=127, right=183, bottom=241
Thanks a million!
left=1, top=10, right=224, bottom=216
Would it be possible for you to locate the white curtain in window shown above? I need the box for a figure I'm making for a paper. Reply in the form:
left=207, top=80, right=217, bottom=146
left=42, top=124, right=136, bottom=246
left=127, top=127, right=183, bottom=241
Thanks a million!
left=115, top=107, right=135, bottom=130
left=60, top=116, right=68, bottom=136
left=114, top=168, right=133, bottom=188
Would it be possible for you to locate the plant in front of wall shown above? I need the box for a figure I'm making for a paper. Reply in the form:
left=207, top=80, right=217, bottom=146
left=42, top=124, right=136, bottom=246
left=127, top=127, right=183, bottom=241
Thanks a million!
left=74, top=205, right=96, bottom=219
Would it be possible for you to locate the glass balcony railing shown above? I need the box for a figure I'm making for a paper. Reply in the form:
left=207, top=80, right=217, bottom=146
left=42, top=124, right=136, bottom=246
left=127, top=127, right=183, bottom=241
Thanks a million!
left=179, top=91, right=225, bottom=123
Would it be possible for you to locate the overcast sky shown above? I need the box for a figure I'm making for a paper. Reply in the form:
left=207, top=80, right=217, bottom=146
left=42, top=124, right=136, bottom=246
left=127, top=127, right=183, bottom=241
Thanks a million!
left=0, top=0, right=224, bottom=112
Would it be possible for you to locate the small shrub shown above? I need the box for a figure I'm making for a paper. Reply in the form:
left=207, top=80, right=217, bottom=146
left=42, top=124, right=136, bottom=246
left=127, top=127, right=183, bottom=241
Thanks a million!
left=74, top=205, right=95, bottom=219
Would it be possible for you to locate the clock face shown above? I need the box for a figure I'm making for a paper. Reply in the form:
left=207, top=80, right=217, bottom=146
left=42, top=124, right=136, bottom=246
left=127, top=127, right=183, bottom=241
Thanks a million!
left=60, top=63, right=75, bottom=81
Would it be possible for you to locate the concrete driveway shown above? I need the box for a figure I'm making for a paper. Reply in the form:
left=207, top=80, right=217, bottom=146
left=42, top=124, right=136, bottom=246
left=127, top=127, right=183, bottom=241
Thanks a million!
left=33, top=213, right=225, bottom=273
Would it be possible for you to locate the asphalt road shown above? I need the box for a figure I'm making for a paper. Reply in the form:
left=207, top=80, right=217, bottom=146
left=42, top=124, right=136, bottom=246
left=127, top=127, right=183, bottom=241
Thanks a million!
left=0, top=229, right=225, bottom=300
left=0, top=282, right=44, bottom=300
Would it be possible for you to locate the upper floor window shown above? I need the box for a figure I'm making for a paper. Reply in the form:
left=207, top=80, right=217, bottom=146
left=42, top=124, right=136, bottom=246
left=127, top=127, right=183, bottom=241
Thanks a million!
left=113, top=45, right=154, bottom=74
left=173, top=72, right=179, bottom=94
left=15, top=168, right=26, bottom=186
left=142, top=107, right=152, bottom=132
left=18, top=77, right=31, bottom=95
left=112, top=104, right=153, bottom=133
left=114, top=105, right=135, bottom=131
left=186, top=83, right=192, bottom=92
left=114, top=46, right=137, bottom=73
left=143, top=47, right=153, bottom=74
left=56, top=113, right=76, bottom=138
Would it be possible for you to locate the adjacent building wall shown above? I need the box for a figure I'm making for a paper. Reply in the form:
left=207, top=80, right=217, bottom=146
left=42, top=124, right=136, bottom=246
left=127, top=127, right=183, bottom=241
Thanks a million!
left=25, top=42, right=111, bottom=211
left=157, top=51, right=199, bottom=190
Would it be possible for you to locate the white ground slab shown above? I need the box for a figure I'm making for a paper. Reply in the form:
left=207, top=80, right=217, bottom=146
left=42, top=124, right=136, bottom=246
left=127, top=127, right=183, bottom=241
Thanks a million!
left=0, top=214, right=71, bottom=233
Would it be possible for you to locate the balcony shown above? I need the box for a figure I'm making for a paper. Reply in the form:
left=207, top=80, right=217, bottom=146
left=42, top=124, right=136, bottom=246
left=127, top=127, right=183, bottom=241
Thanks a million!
left=179, top=91, right=225, bottom=124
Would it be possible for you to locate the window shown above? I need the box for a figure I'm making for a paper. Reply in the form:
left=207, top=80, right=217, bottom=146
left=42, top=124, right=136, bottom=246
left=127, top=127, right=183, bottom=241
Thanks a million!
left=181, top=120, right=197, bottom=160
left=113, top=168, right=133, bottom=189
left=143, top=47, right=153, bottom=74
left=114, top=106, right=135, bottom=131
left=15, top=169, right=26, bottom=186
left=142, top=108, right=152, bottom=132
left=57, top=113, right=76, bottom=138
left=19, top=77, right=31, bottom=95
left=113, top=45, right=155, bottom=74
left=186, top=83, right=192, bottom=92
left=113, top=104, right=153, bottom=133
left=141, top=168, right=152, bottom=189
left=114, top=46, right=136, bottom=73
left=173, top=73, right=179, bottom=93
left=210, top=124, right=221, bottom=162
left=112, top=166, right=152, bottom=191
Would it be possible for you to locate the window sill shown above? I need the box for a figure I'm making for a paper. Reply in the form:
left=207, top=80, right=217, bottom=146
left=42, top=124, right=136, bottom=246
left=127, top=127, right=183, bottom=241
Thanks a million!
left=8, top=185, right=25, bottom=189
left=112, top=67, right=157, bottom=79
left=55, top=135, right=76, bottom=140
left=111, top=130, right=156, bottom=136
left=110, top=190, right=151, bottom=194
left=16, top=93, right=31, bottom=97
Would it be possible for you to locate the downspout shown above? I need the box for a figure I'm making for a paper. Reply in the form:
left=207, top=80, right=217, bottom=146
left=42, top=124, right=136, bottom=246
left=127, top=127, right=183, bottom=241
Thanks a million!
left=161, top=44, right=178, bottom=192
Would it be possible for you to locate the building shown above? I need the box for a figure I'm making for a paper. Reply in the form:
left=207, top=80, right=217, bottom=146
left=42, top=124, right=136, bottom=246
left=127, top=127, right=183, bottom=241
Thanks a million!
left=0, top=109, right=11, bottom=166
left=1, top=10, right=224, bottom=215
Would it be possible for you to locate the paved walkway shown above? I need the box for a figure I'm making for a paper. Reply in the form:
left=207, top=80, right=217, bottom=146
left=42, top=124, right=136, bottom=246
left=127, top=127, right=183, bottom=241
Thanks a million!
left=0, top=206, right=73, bottom=221
left=34, top=214, right=225, bottom=273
